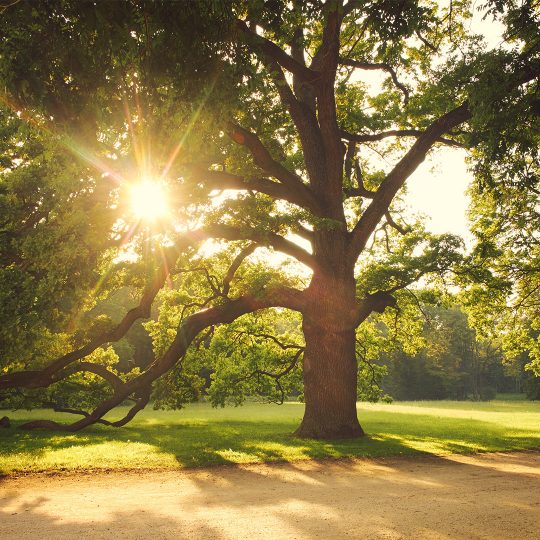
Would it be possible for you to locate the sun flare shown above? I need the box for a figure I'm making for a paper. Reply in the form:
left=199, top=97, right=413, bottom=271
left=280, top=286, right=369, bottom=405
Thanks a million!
left=130, top=179, right=169, bottom=222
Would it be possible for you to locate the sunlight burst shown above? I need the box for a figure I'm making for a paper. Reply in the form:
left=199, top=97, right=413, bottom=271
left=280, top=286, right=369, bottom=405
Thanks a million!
left=130, top=179, right=169, bottom=222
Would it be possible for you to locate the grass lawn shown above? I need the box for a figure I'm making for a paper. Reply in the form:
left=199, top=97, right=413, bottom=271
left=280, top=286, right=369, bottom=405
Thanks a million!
left=1, top=397, right=539, bottom=474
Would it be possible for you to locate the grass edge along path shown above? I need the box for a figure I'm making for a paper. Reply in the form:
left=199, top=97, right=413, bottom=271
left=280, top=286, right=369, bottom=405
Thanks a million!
left=1, top=398, right=539, bottom=475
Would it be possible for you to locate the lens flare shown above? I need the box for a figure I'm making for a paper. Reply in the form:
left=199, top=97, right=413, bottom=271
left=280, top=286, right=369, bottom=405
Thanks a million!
left=130, top=179, right=169, bottom=222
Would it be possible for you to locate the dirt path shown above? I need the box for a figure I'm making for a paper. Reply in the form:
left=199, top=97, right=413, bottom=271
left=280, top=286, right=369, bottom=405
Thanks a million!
left=1, top=451, right=539, bottom=539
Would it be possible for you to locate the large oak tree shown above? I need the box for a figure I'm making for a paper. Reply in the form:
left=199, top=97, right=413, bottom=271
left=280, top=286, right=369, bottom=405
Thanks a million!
left=0, top=0, right=538, bottom=438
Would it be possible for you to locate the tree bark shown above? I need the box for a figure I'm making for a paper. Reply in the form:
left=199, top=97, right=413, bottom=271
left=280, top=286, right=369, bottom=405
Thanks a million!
left=294, top=270, right=365, bottom=439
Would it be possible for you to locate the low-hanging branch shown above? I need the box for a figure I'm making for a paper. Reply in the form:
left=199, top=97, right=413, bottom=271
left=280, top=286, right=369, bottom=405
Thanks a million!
left=1, top=226, right=308, bottom=396
left=5, top=236, right=306, bottom=432
left=18, top=285, right=307, bottom=431
left=0, top=243, right=185, bottom=392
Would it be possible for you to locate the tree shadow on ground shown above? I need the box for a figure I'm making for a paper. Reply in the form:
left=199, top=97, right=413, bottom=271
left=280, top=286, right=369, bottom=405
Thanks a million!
left=1, top=408, right=539, bottom=474
left=1, top=451, right=539, bottom=539
left=0, top=489, right=224, bottom=540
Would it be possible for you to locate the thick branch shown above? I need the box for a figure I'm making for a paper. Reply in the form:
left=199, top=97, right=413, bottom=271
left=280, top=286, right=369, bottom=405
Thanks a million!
left=236, top=19, right=318, bottom=82
left=356, top=291, right=397, bottom=325
left=340, top=128, right=465, bottom=147
left=348, top=102, right=471, bottom=262
left=0, top=243, right=185, bottom=391
left=19, top=286, right=306, bottom=431
left=227, top=123, right=305, bottom=189
left=187, top=168, right=321, bottom=214
left=221, top=125, right=324, bottom=214
left=202, top=224, right=316, bottom=270
left=72, top=362, right=125, bottom=392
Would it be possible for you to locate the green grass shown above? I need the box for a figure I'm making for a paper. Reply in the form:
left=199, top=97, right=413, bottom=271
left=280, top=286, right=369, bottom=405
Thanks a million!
left=1, top=398, right=539, bottom=474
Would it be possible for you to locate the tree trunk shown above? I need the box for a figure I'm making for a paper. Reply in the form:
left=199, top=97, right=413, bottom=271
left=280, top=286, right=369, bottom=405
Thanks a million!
left=294, top=270, right=365, bottom=439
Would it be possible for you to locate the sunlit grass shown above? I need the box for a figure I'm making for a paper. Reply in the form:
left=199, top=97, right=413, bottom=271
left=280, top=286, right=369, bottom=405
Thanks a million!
left=1, top=397, right=539, bottom=474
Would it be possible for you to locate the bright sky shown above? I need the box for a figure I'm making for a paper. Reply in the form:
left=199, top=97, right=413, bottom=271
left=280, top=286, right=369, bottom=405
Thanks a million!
left=404, top=148, right=472, bottom=241
left=403, top=6, right=505, bottom=244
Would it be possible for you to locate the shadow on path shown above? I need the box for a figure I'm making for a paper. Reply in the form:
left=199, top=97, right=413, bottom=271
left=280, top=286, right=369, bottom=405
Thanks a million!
left=1, top=451, right=539, bottom=539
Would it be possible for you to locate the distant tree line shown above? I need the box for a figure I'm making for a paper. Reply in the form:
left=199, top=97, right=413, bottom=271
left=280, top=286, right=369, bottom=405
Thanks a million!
left=378, top=305, right=540, bottom=401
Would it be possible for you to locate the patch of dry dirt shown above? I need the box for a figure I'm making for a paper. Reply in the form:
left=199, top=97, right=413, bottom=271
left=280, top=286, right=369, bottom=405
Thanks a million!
left=1, top=451, right=539, bottom=539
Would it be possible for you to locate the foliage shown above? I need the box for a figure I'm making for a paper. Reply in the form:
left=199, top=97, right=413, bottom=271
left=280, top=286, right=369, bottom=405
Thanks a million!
left=462, top=176, right=540, bottom=376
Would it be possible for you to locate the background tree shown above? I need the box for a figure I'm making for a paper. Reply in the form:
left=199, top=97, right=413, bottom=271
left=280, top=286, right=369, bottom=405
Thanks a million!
left=0, top=0, right=538, bottom=438
left=381, top=304, right=507, bottom=401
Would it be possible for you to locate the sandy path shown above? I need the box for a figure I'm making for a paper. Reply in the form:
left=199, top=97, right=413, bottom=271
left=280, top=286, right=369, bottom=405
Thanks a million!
left=1, top=451, right=539, bottom=540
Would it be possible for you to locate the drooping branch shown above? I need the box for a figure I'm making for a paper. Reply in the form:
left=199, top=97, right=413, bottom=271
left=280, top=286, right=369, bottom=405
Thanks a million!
left=0, top=242, right=186, bottom=391
left=1, top=218, right=312, bottom=398
left=339, top=57, right=410, bottom=104
left=233, top=330, right=304, bottom=352
left=71, top=362, right=125, bottom=391
left=12, top=242, right=261, bottom=430
left=248, top=347, right=304, bottom=405
left=19, top=285, right=306, bottom=431
left=108, top=385, right=151, bottom=428
left=348, top=102, right=472, bottom=262
left=229, top=329, right=304, bottom=404
left=19, top=383, right=152, bottom=431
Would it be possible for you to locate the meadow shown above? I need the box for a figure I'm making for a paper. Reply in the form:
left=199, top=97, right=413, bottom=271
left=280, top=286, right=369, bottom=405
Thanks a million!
left=1, top=397, right=539, bottom=474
